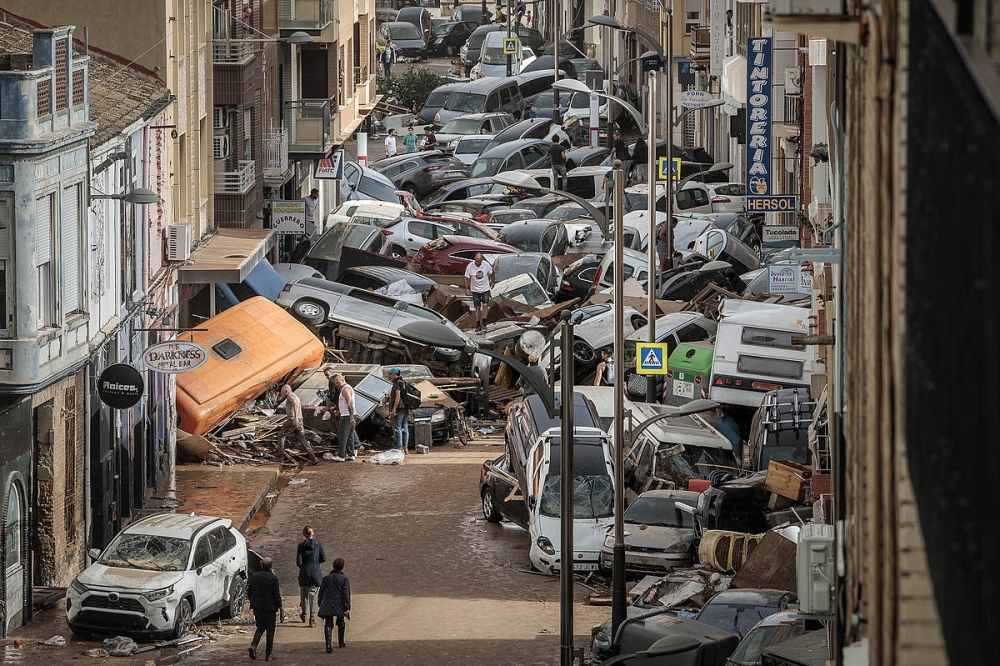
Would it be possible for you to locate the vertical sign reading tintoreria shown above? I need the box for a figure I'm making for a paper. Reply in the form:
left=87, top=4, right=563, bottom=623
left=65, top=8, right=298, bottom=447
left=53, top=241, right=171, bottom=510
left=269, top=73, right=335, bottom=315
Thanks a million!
left=746, top=37, right=773, bottom=197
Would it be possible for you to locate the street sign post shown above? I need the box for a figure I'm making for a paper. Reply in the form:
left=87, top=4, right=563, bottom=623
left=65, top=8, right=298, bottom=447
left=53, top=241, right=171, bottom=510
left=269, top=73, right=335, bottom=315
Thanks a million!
left=503, top=37, right=519, bottom=55
left=635, top=343, right=670, bottom=375
left=656, top=157, right=682, bottom=181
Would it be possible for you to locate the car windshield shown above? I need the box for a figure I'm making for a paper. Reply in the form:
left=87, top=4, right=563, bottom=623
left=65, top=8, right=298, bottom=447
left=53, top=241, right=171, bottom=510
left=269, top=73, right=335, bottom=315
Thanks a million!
left=728, top=623, right=807, bottom=665
left=432, top=23, right=452, bottom=35
left=497, top=280, right=550, bottom=307
left=99, top=533, right=192, bottom=571
left=390, top=24, right=422, bottom=40
left=697, top=603, right=779, bottom=639
left=357, top=175, right=399, bottom=202
left=441, top=118, right=483, bottom=135
left=444, top=92, right=487, bottom=113
left=425, top=89, right=453, bottom=108
left=469, top=157, right=503, bottom=178
left=538, top=442, right=614, bottom=519
left=499, top=233, right=540, bottom=252
left=570, top=92, right=591, bottom=109
left=532, top=91, right=555, bottom=108
left=456, top=137, right=492, bottom=154
left=624, top=496, right=695, bottom=528
left=549, top=205, right=588, bottom=222
left=469, top=32, right=492, bottom=50
left=481, top=46, right=507, bottom=64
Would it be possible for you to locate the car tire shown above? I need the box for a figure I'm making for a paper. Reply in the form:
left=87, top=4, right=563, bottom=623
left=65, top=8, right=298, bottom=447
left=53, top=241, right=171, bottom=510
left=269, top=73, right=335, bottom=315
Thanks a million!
left=172, top=598, right=194, bottom=639
left=482, top=488, right=502, bottom=523
left=390, top=244, right=408, bottom=259
left=630, top=314, right=648, bottom=330
left=292, top=300, right=327, bottom=326
left=220, top=575, right=246, bottom=620
left=405, top=184, right=420, bottom=197
left=572, top=337, right=596, bottom=364
left=446, top=45, right=457, bottom=57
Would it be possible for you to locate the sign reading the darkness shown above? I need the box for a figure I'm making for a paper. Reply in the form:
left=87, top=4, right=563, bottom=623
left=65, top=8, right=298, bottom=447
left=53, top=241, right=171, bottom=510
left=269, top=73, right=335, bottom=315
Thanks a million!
left=97, top=364, right=145, bottom=409
left=746, top=37, right=773, bottom=197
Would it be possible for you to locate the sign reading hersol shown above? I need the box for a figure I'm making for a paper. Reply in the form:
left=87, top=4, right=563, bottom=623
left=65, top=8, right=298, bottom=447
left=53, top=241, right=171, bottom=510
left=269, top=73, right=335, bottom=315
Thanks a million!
left=746, top=195, right=797, bottom=212
left=98, top=363, right=145, bottom=409
left=142, top=340, right=209, bottom=374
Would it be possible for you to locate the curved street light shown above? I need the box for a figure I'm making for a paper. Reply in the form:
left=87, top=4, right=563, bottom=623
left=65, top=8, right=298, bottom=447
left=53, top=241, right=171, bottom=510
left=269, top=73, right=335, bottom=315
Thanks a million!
left=90, top=187, right=161, bottom=205
left=551, top=79, right=647, bottom=135
left=587, top=15, right=666, bottom=59
left=491, top=171, right=611, bottom=240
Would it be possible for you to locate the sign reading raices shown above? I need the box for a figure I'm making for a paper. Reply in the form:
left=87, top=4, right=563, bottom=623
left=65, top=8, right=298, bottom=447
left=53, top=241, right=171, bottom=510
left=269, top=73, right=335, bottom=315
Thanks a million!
left=142, top=340, right=209, bottom=374
left=746, top=37, right=773, bottom=197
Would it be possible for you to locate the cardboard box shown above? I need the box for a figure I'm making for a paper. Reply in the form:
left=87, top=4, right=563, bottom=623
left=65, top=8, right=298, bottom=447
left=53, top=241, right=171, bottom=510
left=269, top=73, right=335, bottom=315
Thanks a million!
left=764, top=460, right=813, bottom=502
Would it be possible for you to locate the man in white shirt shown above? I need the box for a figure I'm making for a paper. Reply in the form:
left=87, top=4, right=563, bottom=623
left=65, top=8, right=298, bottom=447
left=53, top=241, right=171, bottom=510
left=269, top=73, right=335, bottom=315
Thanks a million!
left=332, top=374, right=359, bottom=461
left=463, top=253, right=494, bottom=331
left=303, top=188, right=319, bottom=240
left=384, top=129, right=398, bottom=158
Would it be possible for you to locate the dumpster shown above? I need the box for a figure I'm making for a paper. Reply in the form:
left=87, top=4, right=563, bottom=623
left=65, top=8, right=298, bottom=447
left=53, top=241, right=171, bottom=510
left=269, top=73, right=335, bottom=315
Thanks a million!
left=663, top=342, right=714, bottom=406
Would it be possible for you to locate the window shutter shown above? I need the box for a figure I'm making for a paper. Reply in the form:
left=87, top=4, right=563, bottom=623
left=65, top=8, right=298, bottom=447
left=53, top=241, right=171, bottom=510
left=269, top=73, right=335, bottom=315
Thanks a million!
left=0, top=199, right=9, bottom=260
left=36, top=194, right=52, bottom=265
left=62, top=185, right=80, bottom=313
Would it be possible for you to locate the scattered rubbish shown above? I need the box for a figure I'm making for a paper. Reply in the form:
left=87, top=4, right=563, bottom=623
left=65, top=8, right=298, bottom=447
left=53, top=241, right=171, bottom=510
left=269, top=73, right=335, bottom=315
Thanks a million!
left=3, top=644, right=23, bottom=662
left=415, top=444, right=430, bottom=454
left=477, top=427, right=495, bottom=436
left=309, top=503, right=329, bottom=508
left=288, top=478, right=307, bottom=485
left=103, top=636, right=137, bottom=656
left=371, top=449, right=405, bottom=465
left=40, top=636, right=66, bottom=647
left=83, top=648, right=110, bottom=658
left=538, top=628, right=553, bottom=634
left=322, top=453, right=338, bottom=461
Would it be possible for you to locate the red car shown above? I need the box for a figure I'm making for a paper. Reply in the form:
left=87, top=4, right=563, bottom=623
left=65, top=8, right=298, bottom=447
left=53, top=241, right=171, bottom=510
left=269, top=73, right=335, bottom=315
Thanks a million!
left=413, top=235, right=519, bottom=275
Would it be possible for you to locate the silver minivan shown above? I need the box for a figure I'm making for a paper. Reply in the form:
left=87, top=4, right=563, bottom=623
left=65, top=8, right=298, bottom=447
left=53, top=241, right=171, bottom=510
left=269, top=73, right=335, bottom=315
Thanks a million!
left=434, top=78, right=525, bottom=126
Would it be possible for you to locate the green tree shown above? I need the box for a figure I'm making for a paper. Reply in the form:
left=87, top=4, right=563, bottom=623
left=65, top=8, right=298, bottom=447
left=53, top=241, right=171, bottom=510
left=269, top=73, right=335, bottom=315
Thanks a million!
left=376, top=66, right=442, bottom=115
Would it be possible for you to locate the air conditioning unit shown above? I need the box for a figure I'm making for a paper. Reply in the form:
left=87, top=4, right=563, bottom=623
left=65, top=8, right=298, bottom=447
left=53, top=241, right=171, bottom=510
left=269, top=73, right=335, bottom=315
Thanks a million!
left=796, top=523, right=835, bottom=615
left=769, top=0, right=843, bottom=16
left=213, top=134, right=230, bottom=159
left=167, top=224, right=192, bottom=261
left=785, top=67, right=802, bottom=94
left=213, top=106, right=228, bottom=129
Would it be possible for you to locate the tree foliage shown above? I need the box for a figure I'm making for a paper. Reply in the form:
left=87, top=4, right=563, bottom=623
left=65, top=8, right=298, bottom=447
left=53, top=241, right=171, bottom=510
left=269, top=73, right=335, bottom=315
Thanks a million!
left=376, top=66, right=443, bottom=114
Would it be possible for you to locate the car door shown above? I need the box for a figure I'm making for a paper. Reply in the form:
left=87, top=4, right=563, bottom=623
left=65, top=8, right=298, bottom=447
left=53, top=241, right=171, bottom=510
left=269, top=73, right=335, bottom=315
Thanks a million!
left=404, top=220, right=435, bottom=253
left=191, top=532, right=224, bottom=616
left=341, top=162, right=362, bottom=200
left=539, top=226, right=557, bottom=255
left=490, top=452, right=529, bottom=527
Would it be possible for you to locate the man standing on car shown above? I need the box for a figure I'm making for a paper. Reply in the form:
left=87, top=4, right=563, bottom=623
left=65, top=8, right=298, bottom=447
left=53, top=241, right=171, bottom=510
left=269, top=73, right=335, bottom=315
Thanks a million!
left=296, top=526, right=326, bottom=627
left=333, top=374, right=359, bottom=461
left=278, top=384, right=318, bottom=465
left=548, top=134, right=568, bottom=191
left=247, top=557, right=283, bottom=661
left=464, top=253, right=494, bottom=331
left=388, top=367, right=409, bottom=452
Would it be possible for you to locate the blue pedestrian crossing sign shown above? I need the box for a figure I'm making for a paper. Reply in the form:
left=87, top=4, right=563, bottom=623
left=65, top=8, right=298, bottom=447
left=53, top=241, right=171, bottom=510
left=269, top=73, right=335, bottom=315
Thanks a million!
left=503, top=37, right=519, bottom=55
left=635, top=343, right=669, bottom=375
left=656, top=157, right=682, bottom=181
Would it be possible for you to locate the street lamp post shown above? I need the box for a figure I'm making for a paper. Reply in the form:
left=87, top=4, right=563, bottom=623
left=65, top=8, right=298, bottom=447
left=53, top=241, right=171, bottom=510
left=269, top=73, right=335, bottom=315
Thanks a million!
left=551, top=79, right=647, bottom=134
left=610, top=159, right=628, bottom=641
left=645, top=70, right=658, bottom=403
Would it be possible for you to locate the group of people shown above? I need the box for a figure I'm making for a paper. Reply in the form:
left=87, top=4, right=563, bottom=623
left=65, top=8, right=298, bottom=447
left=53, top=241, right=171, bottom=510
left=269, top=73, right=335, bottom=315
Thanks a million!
left=246, top=526, right=352, bottom=659
left=383, top=126, right=438, bottom=157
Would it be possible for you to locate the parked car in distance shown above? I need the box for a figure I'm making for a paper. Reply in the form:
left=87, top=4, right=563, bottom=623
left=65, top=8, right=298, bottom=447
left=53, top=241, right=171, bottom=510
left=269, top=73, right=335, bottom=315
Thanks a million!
left=450, top=6, right=488, bottom=25
left=622, top=312, right=718, bottom=397
left=592, top=247, right=651, bottom=295
left=413, top=235, right=518, bottom=274
left=421, top=176, right=502, bottom=205
left=597, top=489, right=699, bottom=575
left=528, top=145, right=610, bottom=170
left=460, top=24, right=505, bottom=74
left=659, top=260, right=740, bottom=301
left=469, top=138, right=550, bottom=179
left=695, top=589, right=799, bottom=640
left=709, top=183, right=749, bottom=213
left=451, top=134, right=494, bottom=164
left=384, top=215, right=495, bottom=257
left=472, top=32, right=537, bottom=78
left=491, top=252, right=562, bottom=296
left=557, top=253, right=601, bottom=301
left=67, top=513, right=249, bottom=639
left=483, top=207, right=537, bottom=233
left=375, top=0, right=418, bottom=23
left=304, top=222, right=397, bottom=281
left=429, top=20, right=478, bottom=56
left=325, top=200, right=410, bottom=229
left=417, top=81, right=467, bottom=125
left=433, top=77, right=525, bottom=126
left=497, top=219, right=570, bottom=256
left=376, top=21, right=427, bottom=61
left=369, top=151, right=469, bottom=198
left=336, top=265, right=439, bottom=302
left=739, top=264, right=813, bottom=303
left=691, top=228, right=762, bottom=274
left=420, top=197, right=509, bottom=222
left=725, top=611, right=825, bottom=666
left=511, top=193, right=570, bottom=219
left=396, top=6, right=434, bottom=46
left=542, top=303, right=647, bottom=373
left=434, top=112, right=516, bottom=152
left=520, top=55, right=578, bottom=80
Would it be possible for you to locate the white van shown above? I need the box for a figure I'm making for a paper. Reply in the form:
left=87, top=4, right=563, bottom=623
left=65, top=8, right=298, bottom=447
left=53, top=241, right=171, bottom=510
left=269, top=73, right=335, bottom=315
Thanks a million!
left=709, top=300, right=815, bottom=407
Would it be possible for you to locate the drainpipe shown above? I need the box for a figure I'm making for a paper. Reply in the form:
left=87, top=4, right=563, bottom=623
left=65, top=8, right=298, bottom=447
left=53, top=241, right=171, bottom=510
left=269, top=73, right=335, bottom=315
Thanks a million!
left=84, top=363, right=92, bottom=558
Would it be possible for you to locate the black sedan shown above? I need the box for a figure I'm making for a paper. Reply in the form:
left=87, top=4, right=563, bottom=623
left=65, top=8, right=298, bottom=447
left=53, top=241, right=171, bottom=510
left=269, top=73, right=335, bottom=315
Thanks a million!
left=429, top=20, right=478, bottom=56
left=376, top=21, right=426, bottom=61
left=369, top=151, right=469, bottom=198
left=497, top=219, right=570, bottom=257
left=557, top=253, right=600, bottom=301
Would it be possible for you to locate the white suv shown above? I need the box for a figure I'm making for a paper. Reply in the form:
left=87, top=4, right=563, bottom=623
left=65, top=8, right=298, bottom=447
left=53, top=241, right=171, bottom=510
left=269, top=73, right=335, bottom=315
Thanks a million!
left=67, top=513, right=249, bottom=639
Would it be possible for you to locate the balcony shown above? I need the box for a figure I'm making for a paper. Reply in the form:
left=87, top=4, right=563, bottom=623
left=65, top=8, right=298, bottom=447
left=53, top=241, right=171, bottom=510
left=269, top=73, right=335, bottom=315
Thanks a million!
left=215, top=160, right=256, bottom=194
left=690, top=26, right=711, bottom=60
left=783, top=94, right=802, bottom=126
left=279, top=0, right=333, bottom=34
left=264, top=128, right=291, bottom=182
left=212, top=40, right=257, bottom=65
left=285, top=99, right=332, bottom=158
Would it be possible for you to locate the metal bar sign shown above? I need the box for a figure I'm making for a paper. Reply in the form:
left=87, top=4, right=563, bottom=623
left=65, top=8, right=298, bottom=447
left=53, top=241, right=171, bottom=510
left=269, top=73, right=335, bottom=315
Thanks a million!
left=746, top=37, right=773, bottom=197
left=709, top=0, right=725, bottom=76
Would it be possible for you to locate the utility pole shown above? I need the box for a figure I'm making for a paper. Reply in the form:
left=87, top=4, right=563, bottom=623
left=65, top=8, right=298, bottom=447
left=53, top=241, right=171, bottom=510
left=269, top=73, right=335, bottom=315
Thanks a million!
left=610, top=159, right=627, bottom=639
left=645, top=69, right=658, bottom=404
left=559, top=310, right=575, bottom=666
left=506, top=0, right=512, bottom=76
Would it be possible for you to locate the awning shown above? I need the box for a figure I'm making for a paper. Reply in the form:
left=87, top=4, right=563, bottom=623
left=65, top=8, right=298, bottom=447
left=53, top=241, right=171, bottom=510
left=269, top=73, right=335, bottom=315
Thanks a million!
left=177, top=228, right=275, bottom=284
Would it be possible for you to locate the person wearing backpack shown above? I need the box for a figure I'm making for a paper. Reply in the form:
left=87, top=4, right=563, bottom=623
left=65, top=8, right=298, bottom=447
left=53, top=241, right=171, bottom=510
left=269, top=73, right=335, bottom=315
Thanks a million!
left=389, top=367, right=410, bottom=452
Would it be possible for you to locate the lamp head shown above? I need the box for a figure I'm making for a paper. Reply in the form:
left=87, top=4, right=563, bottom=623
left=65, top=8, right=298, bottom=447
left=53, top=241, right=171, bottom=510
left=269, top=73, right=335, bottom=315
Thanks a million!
left=285, top=31, right=314, bottom=45
left=123, top=188, right=160, bottom=205
left=587, top=15, right=625, bottom=30
left=551, top=78, right=592, bottom=95
left=492, top=171, right=544, bottom=192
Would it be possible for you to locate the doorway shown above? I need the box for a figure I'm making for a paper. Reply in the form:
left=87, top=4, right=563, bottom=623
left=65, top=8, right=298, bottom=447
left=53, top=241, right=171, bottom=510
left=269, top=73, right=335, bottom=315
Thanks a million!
left=3, top=481, right=26, bottom=635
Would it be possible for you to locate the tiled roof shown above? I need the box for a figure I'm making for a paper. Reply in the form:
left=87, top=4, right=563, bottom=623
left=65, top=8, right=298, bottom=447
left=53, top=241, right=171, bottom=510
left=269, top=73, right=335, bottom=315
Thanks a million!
left=0, top=11, right=170, bottom=147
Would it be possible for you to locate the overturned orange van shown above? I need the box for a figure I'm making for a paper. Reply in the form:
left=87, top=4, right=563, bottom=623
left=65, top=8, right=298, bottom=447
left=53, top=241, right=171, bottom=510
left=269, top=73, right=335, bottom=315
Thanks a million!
left=176, top=297, right=325, bottom=436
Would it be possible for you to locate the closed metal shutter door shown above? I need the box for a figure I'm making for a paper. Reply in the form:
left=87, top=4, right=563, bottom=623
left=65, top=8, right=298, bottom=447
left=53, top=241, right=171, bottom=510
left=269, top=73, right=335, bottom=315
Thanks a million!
left=62, top=185, right=80, bottom=313
left=36, top=194, right=52, bottom=265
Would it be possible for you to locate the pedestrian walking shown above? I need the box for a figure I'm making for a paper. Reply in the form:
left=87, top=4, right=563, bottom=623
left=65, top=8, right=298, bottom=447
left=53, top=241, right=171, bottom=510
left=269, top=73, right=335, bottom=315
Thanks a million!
left=323, top=367, right=361, bottom=455
left=278, top=384, right=318, bottom=465
left=404, top=126, right=418, bottom=153
left=610, top=130, right=632, bottom=182
left=547, top=134, right=568, bottom=191
left=318, top=558, right=352, bottom=652
left=632, top=137, right=648, bottom=183
left=296, top=526, right=326, bottom=627
left=463, top=253, right=494, bottom=331
left=303, top=188, right=319, bottom=240
left=514, top=0, right=526, bottom=25
left=657, top=217, right=677, bottom=272
left=384, top=128, right=398, bottom=157
left=594, top=348, right=614, bottom=386
left=247, top=557, right=283, bottom=661
left=388, top=367, right=410, bottom=452
left=525, top=10, right=532, bottom=27
left=423, top=125, right=439, bottom=151
left=332, top=374, right=359, bottom=461
left=382, top=40, right=396, bottom=76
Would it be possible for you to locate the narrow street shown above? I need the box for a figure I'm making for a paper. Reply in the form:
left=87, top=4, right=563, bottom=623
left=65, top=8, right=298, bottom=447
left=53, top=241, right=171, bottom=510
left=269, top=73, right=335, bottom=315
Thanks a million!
left=185, top=439, right=609, bottom=665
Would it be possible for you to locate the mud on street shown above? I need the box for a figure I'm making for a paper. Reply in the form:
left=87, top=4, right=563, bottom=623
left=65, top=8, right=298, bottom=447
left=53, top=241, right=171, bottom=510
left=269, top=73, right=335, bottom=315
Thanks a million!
left=184, top=438, right=609, bottom=666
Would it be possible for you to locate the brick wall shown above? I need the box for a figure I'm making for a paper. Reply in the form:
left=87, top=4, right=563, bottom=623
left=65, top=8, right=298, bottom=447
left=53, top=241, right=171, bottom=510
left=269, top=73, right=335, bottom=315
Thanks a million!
left=31, top=371, right=87, bottom=587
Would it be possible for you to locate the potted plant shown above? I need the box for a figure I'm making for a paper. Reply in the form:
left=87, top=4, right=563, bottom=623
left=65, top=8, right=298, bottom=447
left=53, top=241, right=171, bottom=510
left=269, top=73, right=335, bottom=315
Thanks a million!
left=810, top=143, right=829, bottom=165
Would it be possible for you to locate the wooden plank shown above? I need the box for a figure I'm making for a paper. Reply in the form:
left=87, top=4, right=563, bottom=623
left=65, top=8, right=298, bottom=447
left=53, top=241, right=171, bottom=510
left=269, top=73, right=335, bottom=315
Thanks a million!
left=730, top=530, right=797, bottom=592
left=764, top=460, right=812, bottom=501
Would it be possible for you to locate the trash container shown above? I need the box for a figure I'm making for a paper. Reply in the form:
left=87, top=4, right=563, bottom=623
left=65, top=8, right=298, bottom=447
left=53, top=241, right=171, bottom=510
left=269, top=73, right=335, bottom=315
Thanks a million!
left=663, top=342, right=715, bottom=406
left=414, top=422, right=433, bottom=449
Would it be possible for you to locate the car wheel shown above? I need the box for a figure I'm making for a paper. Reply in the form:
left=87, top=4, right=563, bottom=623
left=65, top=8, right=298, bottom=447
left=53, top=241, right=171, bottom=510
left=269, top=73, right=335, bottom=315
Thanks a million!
left=220, top=576, right=246, bottom=620
left=446, top=44, right=457, bottom=57
left=572, top=337, right=596, bottom=364
left=405, top=184, right=420, bottom=197
left=172, top=598, right=193, bottom=639
left=292, top=300, right=327, bottom=326
left=390, top=244, right=407, bottom=259
left=482, top=488, right=502, bottom=523
left=630, top=314, right=648, bottom=330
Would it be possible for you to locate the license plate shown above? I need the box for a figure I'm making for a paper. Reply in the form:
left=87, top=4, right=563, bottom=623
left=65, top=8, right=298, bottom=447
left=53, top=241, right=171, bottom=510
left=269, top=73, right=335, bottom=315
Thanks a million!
left=444, top=171, right=465, bottom=178
left=673, top=381, right=695, bottom=399
left=752, top=381, right=782, bottom=391
left=572, top=562, right=599, bottom=571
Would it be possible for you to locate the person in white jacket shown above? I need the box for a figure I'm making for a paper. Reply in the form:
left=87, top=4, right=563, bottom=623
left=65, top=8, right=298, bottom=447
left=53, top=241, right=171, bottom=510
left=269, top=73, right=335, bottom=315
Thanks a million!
left=384, top=129, right=398, bottom=157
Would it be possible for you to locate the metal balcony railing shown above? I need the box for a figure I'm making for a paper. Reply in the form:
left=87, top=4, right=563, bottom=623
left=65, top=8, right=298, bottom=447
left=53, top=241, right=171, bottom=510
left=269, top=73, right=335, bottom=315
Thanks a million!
left=783, top=95, right=802, bottom=125
left=690, top=26, right=711, bottom=59
left=264, top=128, right=290, bottom=179
left=278, top=0, right=332, bottom=31
left=285, top=99, right=331, bottom=155
left=214, top=160, right=256, bottom=194
left=212, top=40, right=256, bottom=64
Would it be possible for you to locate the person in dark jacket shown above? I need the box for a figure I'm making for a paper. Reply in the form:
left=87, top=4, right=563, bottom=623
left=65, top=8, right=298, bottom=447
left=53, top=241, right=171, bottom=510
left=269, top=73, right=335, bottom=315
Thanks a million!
left=296, top=525, right=327, bottom=627
left=247, top=557, right=283, bottom=661
left=318, top=558, right=352, bottom=652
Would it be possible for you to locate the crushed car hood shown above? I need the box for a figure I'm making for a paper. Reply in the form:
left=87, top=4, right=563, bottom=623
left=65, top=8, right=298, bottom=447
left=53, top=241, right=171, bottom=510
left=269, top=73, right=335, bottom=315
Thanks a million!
left=624, top=524, right=694, bottom=551
left=76, top=564, right=184, bottom=591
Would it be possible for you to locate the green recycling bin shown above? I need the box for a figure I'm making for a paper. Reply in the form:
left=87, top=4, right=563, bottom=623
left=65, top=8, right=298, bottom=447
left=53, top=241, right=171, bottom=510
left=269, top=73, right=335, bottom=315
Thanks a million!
left=664, top=342, right=715, bottom=406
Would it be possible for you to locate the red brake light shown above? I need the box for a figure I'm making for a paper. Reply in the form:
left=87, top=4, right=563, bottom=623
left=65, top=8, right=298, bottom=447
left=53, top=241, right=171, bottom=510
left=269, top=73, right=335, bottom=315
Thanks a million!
left=281, top=283, right=292, bottom=293
left=475, top=213, right=488, bottom=222
left=712, top=196, right=731, bottom=203
left=382, top=229, right=392, bottom=235
left=561, top=282, right=574, bottom=292
left=423, top=165, right=445, bottom=172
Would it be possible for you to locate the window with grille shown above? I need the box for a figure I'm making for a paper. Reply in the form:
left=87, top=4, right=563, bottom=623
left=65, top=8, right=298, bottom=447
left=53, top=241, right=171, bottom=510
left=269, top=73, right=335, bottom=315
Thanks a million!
left=36, top=193, right=55, bottom=328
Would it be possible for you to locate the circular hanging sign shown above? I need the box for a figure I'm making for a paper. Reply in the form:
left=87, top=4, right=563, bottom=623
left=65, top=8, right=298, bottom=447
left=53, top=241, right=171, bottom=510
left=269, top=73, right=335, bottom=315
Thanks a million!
left=677, top=90, right=717, bottom=109
left=142, top=340, right=209, bottom=374
left=97, top=364, right=145, bottom=409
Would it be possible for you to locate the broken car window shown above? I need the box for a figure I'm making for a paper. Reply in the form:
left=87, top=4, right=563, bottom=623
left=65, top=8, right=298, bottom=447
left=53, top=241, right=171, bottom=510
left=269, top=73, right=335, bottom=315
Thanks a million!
left=99, top=534, right=193, bottom=572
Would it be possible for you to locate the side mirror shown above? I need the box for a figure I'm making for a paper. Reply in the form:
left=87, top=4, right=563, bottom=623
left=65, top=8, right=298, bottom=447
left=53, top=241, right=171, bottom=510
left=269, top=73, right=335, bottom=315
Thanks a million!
left=88, top=548, right=101, bottom=560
